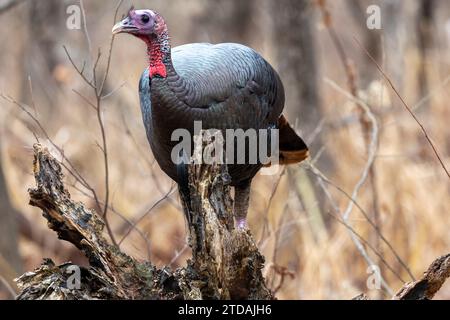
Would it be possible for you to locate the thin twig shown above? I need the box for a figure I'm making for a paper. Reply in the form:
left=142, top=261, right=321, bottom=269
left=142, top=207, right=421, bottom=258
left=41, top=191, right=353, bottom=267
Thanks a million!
left=64, top=0, right=124, bottom=247
left=1, top=94, right=94, bottom=195
left=99, top=0, right=124, bottom=94
left=315, top=177, right=394, bottom=294
left=92, top=49, right=102, bottom=87
left=94, top=0, right=124, bottom=247
left=314, top=77, right=415, bottom=285
left=70, top=181, right=152, bottom=260
left=258, top=168, right=286, bottom=246
left=317, top=0, right=358, bottom=98
left=323, top=79, right=378, bottom=219
left=27, top=76, right=37, bottom=116
left=318, top=4, right=387, bottom=283
left=330, top=211, right=405, bottom=284
left=270, top=264, right=295, bottom=296
left=119, top=185, right=177, bottom=245
left=102, top=81, right=126, bottom=100
left=3, top=2, right=125, bottom=248
left=79, top=0, right=92, bottom=58
left=383, top=74, right=450, bottom=128
left=320, top=79, right=416, bottom=281
left=168, top=244, right=189, bottom=267
left=0, top=275, right=17, bottom=299
left=309, top=162, right=416, bottom=281
left=72, top=89, right=96, bottom=111
left=62, top=46, right=95, bottom=89
left=115, top=111, right=181, bottom=235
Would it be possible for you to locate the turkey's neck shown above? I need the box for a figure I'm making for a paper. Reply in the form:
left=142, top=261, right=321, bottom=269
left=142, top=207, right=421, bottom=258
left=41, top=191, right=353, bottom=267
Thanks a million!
left=141, top=31, right=171, bottom=78
left=140, top=14, right=177, bottom=79
left=142, top=18, right=190, bottom=110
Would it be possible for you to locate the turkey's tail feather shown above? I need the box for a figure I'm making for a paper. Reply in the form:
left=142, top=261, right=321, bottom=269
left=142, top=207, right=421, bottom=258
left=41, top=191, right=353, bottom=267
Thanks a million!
left=277, top=115, right=309, bottom=165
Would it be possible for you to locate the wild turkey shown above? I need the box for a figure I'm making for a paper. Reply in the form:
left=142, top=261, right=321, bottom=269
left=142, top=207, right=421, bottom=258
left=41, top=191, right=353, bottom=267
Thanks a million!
left=112, top=8, right=309, bottom=228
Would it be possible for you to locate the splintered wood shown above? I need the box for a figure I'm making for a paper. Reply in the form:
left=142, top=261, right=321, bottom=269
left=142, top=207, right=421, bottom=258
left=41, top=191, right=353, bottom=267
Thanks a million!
left=16, top=144, right=271, bottom=300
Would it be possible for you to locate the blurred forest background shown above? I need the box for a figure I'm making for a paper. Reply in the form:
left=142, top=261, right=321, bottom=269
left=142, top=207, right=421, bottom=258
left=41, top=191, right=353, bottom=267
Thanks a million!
left=0, top=0, right=449, bottom=299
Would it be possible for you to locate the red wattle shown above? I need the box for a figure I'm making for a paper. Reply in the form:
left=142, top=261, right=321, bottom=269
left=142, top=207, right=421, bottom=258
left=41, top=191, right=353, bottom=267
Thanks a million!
left=149, top=62, right=167, bottom=78
left=140, top=35, right=168, bottom=79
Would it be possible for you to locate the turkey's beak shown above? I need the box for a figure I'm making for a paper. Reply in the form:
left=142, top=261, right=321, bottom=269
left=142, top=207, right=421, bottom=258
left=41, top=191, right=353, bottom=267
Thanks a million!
left=112, top=17, right=139, bottom=35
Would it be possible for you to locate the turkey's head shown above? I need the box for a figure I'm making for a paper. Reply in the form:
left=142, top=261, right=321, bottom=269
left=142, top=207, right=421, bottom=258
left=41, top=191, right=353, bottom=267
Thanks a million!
left=112, top=8, right=170, bottom=79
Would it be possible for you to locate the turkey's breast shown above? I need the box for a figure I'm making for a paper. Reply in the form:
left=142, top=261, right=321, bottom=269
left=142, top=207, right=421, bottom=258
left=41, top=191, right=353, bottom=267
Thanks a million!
left=139, top=43, right=285, bottom=185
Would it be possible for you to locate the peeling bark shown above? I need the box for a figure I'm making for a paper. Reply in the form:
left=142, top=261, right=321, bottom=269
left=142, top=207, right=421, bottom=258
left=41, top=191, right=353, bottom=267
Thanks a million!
left=183, top=163, right=270, bottom=299
left=15, top=144, right=271, bottom=300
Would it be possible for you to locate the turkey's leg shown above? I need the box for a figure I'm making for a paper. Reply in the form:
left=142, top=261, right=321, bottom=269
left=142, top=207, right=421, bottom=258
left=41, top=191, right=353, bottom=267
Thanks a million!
left=177, top=151, right=192, bottom=225
left=234, top=180, right=251, bottom=229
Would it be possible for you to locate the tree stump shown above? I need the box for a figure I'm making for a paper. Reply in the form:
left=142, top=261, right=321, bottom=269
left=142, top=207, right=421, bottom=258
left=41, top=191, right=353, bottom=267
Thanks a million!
left=15, top=144, right=271, bottom=300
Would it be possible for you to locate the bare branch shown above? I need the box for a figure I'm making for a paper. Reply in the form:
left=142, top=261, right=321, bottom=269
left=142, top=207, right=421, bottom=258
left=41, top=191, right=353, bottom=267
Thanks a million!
left=101, top=81, right=126, bottom=100
left=315, top=78, right=416, bottom=281
left=317, top=0, right=358, bottom=99
left=314, top=175, right=395, bottom=294
left=61, top=0, right=125, bottom=247
left=354, top=38, right=450, bottom=180
left=62, top=46, right=96, bottom=89
left=118, top=185, right=177, bottom=245
left=0, top=93, right=99, bottom=207
left=0, top=274, right=17, bottom=299
left=92, top=49, right=102, bottom=87
left=168, top=244, right=189, bottom=267
left=69, top=182, right=152, bottom=260
left=79, top=0, right=92, bottom=57
left=99, top=0, right=124, bottom=94
left=258, top=168, right=286, bottom=246
left=91, top=0, right=124, bottom=247
left=27, top=76, right=37, bottom=116
left=72, top=89, right=96, bottom=111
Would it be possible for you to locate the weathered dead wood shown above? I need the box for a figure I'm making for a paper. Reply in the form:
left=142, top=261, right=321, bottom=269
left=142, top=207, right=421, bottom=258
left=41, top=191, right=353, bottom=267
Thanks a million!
left=183, top=164, right=271, bottom=299
left=15, top=144, right=271, bottom=300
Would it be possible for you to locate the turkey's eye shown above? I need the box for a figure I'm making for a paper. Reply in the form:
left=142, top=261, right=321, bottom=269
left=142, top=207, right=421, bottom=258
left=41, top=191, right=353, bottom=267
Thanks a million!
left=141, top=15, right=150, bottom=24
